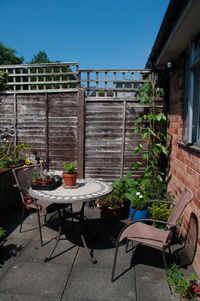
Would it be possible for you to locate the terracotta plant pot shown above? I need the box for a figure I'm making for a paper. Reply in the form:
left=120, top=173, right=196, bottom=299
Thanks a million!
left=62, top=172, right=78, bottom=187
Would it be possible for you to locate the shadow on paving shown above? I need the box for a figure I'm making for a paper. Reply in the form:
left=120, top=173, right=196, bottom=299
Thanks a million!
left=0, top=208, right=193, bottom=301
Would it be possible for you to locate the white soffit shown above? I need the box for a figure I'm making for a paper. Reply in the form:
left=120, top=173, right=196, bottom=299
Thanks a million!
left=156, top=0, right=200, bottom=67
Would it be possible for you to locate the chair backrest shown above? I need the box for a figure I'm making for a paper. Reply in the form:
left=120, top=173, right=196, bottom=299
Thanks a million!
left=12, top=164, right=41, bottom=202
left=167, top=188, right=193, bottom=227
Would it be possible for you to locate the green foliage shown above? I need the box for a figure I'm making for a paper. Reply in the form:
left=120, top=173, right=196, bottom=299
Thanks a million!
left=132, top=82, right=169, bottom=184
left=149, top=202, right=173, bottom=229
left=174, top=277, right=189, bottom=297
left=167, top=264, right=200, bottom=299
left=0, top=42, right=24, bottom=65
left=0, top=142, right=32, bottom=168
left=0, top=227, right=6, bottom=237
left=32, top=170, right=41, bottom=182
left=63, top=161, right=77, bottom=174
left=0, top=70, right=9, bottom=91
left=126, top=189, right=148, bottom=210
left=112, top=171, right=139, bottom=204
left=29, top=51, right=50, bottom=64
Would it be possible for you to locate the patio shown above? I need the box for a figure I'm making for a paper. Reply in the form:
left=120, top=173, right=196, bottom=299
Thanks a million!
left=0, top=203, right=193, bottom=301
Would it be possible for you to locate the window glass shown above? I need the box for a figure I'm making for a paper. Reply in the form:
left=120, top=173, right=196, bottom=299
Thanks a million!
left=183, top=42, right=200, bottom=146
left=192, top=65, right=200, bottom=144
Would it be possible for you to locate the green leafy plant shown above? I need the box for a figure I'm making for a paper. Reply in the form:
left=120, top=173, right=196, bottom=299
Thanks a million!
left=149, top=202, right=173, bottom=229
left=126, top=189, right=148, bottom=210
left=112, top=171, right=139, bottom=203
left=131, top=82, right=171, bottom=188
left=0, top=70, right=9, bottom=91
left=0, top=142, right=32, bottom=168
left=32, top=170, right=41, bottom=182
left=0, top=227, right=6, bottom=237
left=167, top=264, right=200, bottom=299
left=63, top=161, right=77, bottom=174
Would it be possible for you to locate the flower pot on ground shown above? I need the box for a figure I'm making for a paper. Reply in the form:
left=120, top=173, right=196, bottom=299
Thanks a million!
left=126, top=189, right=149, bottom=222
left=129, top=205, right=149, bottom=222
left=100, top=207, right=121, bottom=222
left=62, top=161, right=78, bottom=187
left=96, top=194, right=123, bottom=222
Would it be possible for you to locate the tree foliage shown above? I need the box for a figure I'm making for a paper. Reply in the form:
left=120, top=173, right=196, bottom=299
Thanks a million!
left=0, top=42, right=24, bottom=65
left=29, top=51, right=51, bottom=64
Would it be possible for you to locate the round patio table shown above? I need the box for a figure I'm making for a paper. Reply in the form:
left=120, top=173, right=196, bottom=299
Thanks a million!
left=29, top=179, right=112, bottom=263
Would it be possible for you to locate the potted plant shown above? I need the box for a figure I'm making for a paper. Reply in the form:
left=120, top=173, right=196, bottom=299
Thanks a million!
left=96, top=193, right=123, bottom=222
left=126, top=187, right=149, bottom=222
left=62, top=161, right=78, bottom=187
left=32, top=170, right=42, bottom=185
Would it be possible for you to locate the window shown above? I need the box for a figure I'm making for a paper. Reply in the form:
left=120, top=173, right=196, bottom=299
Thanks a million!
left=183, top=42, right=200, bottom=146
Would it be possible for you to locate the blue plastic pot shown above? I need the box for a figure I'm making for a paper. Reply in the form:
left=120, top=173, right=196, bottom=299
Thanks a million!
left=129, top=205, right=149, bottom=223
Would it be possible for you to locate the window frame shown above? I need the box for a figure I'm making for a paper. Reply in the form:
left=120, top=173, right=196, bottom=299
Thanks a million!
left=183, top=42, right=200, bottom=146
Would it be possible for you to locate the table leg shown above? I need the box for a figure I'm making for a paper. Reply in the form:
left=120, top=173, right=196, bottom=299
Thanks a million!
left=45, top=209, right=63, bottom=262
left=79, top=202, right=97, bottom=264
left=45, top=202, right=97, bottom=264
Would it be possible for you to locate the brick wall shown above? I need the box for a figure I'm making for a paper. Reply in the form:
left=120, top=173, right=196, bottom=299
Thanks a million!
left=167, top=53, right=200, bottom=276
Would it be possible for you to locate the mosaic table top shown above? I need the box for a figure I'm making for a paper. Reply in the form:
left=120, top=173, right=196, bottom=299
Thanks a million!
left=29, top=179, right=112, bottom=204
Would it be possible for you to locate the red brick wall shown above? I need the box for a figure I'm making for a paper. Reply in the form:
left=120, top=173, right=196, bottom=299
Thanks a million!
left=167, top=53, right=200, bottom=276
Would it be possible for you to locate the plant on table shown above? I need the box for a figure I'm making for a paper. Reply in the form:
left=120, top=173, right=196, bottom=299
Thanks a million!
left=63, top=161, right=77, bottom=174
left=62, top=160, right=78, bottom=186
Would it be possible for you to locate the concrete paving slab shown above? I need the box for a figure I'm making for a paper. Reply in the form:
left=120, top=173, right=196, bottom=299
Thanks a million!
left=0, top=237, right=29, bottom=279
left=0, top=207, right=195, bottom=301
left=17, top=234, right=79, bottom=264
left=132, top=245, right=179, bottom=301
left=0, top=262, right=70, bottom=299
left=0, top=293, right=60, bottom=301
left=63, top=266, right=136, bottom=301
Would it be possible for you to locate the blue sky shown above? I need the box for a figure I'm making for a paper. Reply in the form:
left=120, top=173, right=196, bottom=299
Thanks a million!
left=1, top=0, right=170, bottom=69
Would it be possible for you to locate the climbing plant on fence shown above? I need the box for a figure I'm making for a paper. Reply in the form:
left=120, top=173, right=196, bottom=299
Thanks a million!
left=131, top=81, right=172, bottom=195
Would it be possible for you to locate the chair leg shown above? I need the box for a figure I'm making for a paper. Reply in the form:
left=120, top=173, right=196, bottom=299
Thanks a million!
left=162, top=249, right=168, bottom=270
left=36, top=209, right=43, bottom=246
left=126, top=239, right=130, bottom=252
left=111, top=241, right=120, bottom=282
left=19, top=204, right=25, bottom=233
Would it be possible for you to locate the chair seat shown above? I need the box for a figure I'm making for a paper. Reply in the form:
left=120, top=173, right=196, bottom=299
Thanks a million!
left=120, top=222, right=170, bottom=249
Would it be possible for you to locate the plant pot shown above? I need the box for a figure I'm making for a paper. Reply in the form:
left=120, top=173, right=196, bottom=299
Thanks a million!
left=129, top=205, right=149, bottom=223
left=62, top=172, right=78, bottom=187
left=100, top=207, right=121, bottom=222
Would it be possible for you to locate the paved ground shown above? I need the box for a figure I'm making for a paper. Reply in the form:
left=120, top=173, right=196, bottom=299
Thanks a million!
left=0, top=205, right=193, bottom=301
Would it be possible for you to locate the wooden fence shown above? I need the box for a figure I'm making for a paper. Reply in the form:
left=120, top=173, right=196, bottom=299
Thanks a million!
left=0, top=64, right=159, bottom=182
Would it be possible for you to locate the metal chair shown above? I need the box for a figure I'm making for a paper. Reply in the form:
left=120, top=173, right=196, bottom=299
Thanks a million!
left=12, top=164, right=71, bottom=246
left=111, top=188, right=194, bottom=282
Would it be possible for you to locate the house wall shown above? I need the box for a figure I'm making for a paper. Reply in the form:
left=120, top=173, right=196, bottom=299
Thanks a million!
left=167, top=53, right=200, bottom=276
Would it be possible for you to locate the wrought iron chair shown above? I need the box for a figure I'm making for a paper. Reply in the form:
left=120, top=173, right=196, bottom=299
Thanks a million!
left=111, top=188, right=194, bottom=282
left=12, top=164, right=71, bottom=246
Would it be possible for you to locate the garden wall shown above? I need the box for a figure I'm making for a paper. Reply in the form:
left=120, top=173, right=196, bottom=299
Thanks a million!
left=167, top=53, right=200, bottom=276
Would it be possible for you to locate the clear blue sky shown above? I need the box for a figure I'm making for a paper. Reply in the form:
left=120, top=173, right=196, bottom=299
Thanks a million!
left=1, top=0, right=170, bottom=69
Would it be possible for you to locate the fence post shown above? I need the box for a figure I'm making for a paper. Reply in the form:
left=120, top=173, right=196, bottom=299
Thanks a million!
left=77, top=89, right=85, bottom=178
left=120, top=100, right=127, bottom=178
